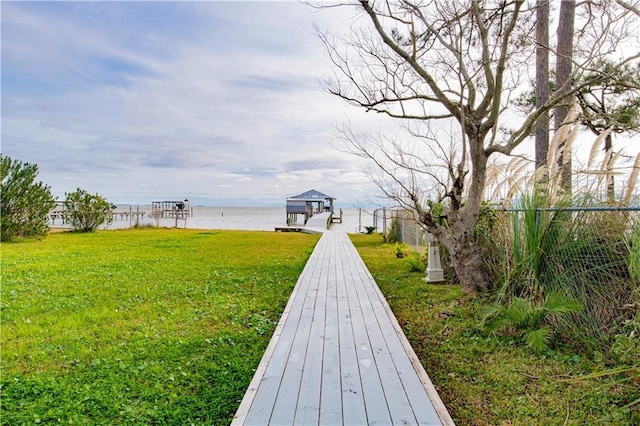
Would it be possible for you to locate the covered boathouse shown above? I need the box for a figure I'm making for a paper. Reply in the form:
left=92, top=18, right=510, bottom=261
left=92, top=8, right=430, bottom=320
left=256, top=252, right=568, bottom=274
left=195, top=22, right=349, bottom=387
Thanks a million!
left=286, top=189, right=335, bottom=225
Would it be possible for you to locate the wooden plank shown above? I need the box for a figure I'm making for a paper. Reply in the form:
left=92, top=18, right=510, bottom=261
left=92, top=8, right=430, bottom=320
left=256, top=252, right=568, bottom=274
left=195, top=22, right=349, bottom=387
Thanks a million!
left=319, top=238, right=343, bottom=425
left=294, top=251, right=328, bottom=425
left=346, top=251, right=418, bottom=425
left=334, top=236, right=368, bottom=424
left=268, top=242, right=325, bottom=425
left=339, top=238, right=393, bottom=425
left=346, top=236, right=450, bottom=425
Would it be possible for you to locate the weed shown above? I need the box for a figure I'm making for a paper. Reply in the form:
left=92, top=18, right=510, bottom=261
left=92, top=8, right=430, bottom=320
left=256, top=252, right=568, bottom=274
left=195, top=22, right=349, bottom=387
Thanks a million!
left=482, top=292, right=582, bottom=351
left=406, top=252, right=425, bottom=272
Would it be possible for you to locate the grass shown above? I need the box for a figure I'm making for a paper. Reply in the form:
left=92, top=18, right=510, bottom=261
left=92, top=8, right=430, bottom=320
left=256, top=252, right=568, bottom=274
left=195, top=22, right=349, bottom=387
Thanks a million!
left=1, top=228, right=319, bottom=425
left=350, top=233, right=639, bottom=426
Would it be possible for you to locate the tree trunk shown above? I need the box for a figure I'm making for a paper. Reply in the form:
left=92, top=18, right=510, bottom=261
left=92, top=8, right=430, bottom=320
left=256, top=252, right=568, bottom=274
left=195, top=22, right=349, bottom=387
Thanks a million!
left=605, top=133, right=615, bottom=202
left=535, top=0, right=550, bottom=173
left=448, top=133, right=491, bottom=294
left=450, top=235, right=490, bottom=294
left=555, top=0, right=576, bottom=192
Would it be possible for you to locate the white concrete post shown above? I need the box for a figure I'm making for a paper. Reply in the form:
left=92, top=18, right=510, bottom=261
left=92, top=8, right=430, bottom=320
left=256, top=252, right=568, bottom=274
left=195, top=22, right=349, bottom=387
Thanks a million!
left=424, top=233, right=444, bottom=282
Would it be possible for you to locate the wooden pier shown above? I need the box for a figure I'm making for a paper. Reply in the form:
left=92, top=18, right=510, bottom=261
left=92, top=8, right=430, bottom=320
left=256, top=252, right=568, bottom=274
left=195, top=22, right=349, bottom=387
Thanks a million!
left=274, top=226, right=305, bottom=232
left=150, top=200, right=191, bottom=228
left=49, top=210, right=146, bottom=224
left=233, top=231, right=453, bottom=425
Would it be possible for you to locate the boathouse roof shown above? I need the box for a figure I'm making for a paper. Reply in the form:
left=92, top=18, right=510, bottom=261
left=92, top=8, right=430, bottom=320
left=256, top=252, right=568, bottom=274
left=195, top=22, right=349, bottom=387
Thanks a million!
left=286, top=189, right=336, bottom=202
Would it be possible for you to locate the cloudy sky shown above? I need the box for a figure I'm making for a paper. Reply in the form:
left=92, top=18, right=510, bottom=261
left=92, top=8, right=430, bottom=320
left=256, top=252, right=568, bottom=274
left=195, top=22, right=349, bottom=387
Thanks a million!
left=2, top=1, right=383, bottom=206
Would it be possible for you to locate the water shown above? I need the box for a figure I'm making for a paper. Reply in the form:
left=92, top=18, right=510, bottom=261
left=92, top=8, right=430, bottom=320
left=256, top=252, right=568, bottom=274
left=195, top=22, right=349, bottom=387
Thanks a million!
left=55, top=206, right=373, bottom=233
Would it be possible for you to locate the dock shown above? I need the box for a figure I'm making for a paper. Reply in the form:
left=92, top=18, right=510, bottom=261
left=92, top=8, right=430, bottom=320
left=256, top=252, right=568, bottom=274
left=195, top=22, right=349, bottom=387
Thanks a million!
left=49, top=210, right=146, bottom=224
left=232, top=231, right=454, bottom=425
left=274, top=227, right=323, bottom=234
left=303, top=211, right=332, bottom=230
left=275, top=227, right=305, bottom=232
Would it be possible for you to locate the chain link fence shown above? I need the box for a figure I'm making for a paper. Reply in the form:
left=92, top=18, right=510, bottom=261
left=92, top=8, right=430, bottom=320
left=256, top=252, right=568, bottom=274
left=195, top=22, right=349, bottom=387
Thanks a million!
left=371, top=207, right=426, bottom=251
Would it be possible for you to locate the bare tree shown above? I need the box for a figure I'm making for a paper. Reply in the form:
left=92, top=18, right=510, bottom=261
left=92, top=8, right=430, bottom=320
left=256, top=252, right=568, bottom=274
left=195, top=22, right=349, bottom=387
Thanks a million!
left=316, top=0, right=639, bottom=294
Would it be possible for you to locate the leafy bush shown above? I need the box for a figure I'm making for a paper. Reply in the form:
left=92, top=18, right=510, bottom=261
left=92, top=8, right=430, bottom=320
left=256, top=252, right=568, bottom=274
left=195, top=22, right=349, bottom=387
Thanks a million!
left=386, top=217, right=400, bottom=243
left=391, top=241, right=409, bottom=258
left=64, top=188, right=115, bottom=232
left=611, top=314, right=640, bottom=366
left=478, top=191, right=638, bottom=347
left=483, top=292, right=582, bottom=351
left=0, top=154, right=56, bottom=241
left=406, top=252, right=425, bottom=272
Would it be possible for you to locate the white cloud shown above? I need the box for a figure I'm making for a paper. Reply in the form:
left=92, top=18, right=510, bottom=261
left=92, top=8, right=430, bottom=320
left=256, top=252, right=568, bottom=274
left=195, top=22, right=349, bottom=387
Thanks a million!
left=2, top=1, right=381, bottom=205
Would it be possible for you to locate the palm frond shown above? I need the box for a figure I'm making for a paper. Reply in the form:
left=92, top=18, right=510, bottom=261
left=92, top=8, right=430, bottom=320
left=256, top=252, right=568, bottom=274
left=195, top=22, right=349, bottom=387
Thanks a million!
left=524, top=327, right=552, bottom=351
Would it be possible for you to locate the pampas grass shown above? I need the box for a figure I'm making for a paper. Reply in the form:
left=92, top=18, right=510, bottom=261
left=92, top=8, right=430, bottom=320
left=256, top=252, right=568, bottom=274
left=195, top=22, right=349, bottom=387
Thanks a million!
left=485, top=104, right=638, bottom=206
left=624, top=152, right=640, bottom=205
left=478, top=106, right=640, bottom=347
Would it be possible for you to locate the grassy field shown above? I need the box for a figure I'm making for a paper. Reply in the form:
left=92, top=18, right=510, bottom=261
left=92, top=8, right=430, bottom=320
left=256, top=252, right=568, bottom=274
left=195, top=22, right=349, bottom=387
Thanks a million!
left=350, top=233, right=639, bottom=426
left=1, top=228, right=319, bottom=425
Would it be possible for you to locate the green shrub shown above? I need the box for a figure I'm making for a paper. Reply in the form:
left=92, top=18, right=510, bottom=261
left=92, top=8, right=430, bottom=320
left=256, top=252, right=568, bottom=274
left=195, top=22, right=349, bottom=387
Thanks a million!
left=406, top=252, right=425, bottom=272
left=386, top=217, right=400, bottom=243
left=477, top=191, right=638, bottom=348
left=390, top=241, right=409, bottom=258
left=611, top=314, right=640, bottom=365
left=0, top=155, right=56, bottom=241
left=483, top=292, right=582, bottom=351
left=64, top=188, right=115, bottom=232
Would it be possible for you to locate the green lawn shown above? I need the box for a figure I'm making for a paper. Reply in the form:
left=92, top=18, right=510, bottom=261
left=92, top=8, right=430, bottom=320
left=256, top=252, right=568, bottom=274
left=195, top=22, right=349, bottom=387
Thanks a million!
left=1, top=228, right=319, bottom=425
left=350, top=233, right=639, bottom=426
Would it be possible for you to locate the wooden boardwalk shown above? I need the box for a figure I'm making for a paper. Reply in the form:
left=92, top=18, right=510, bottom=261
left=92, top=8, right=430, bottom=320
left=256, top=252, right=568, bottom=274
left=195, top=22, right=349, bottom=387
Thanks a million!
left=232, top=231, right=454, bottom=425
